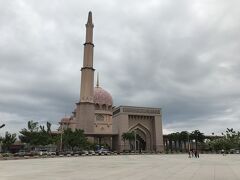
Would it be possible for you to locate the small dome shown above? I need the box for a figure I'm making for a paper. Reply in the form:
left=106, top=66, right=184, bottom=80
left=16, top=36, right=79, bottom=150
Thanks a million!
left=94, top=87, right=113, bottom=106
left=60, top=117, right=71, bottom=124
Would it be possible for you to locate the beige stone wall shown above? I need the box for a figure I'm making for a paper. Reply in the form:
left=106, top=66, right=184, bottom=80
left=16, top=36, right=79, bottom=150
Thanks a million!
left=153, top=114, right=164, bottom=152
left=94, top=113, right=113, bottom=134
left=128, top=116, right=154, bottom=133
left=112, top=111, right=129, bottom=151
left=112, top=106, right=164, bottom=152
left=69, top=119, right=77, bottom=131
left=75, top=103, right=95, bottom=134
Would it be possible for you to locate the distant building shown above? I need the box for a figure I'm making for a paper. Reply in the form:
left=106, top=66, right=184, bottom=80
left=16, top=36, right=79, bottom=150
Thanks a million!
left=59, top=12, right=164, bottom=152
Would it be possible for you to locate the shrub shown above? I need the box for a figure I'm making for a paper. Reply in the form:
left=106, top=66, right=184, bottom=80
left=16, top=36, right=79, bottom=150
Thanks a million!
left=2, top=153, right=13, bottom=157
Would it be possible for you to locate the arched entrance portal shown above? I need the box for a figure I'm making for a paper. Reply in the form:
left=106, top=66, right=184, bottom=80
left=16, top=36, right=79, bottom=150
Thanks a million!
left=129, top=123, right=152, bottom=151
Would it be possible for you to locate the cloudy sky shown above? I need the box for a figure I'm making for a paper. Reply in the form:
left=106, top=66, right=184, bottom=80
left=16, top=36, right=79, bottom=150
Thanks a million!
left=0, top=0, right=240, bottom=135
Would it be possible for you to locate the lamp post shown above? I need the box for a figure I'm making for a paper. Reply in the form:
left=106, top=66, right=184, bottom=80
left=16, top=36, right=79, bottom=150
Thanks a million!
left=0, top=124, right=5, bottom=153
left=60, top=124, right=63, bottom=152
left=187, top=132, right=191, bottom=158
left=0, top=124, right=5, bottom=129
left=134, top=131, right=136, bottom=153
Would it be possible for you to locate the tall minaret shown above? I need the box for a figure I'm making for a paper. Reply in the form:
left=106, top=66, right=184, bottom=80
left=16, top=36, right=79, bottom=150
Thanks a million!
left=80, top=11, right=95, bottom=103
left=76, top=12, right=95, bottom=133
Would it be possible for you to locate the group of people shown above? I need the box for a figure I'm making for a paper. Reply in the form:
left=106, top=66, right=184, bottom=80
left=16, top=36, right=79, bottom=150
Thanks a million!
left=188, top=149, right=199, bottom=158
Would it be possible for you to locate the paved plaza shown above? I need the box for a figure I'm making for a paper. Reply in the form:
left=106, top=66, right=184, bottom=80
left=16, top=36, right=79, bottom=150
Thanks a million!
left=1, top=154, right=240, bottom=180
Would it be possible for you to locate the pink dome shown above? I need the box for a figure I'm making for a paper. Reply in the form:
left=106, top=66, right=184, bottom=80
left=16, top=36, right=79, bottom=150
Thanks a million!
left=94, top=87, right=113, bottom=106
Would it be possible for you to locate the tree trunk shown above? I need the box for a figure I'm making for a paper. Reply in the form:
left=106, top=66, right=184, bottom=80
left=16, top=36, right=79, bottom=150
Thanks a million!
left=174, top=141, right=177, bottom=152
left=195, top=140, right=198, bottom=151
left=179, top=140, right=182, bottom=151
left=170, top=140, right=173, bottom=152
left=165, top=139, right=169, bottom=151
left=184, top=141, right=187, bottom=152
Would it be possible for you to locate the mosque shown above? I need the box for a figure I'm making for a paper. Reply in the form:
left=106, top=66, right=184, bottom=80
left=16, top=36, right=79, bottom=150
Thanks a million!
left=59, top=12, right=164, bottom=152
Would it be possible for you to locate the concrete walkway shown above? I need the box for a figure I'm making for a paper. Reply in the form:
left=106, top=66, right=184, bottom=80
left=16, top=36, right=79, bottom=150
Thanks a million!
left=1, top=154, right=240, bottom=180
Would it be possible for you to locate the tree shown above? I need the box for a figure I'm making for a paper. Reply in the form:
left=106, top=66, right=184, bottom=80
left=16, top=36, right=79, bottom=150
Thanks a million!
left=46, top=122, right=52, bottom=133
left=180, top=131, right=189, bottom=152
left=167, top=133, right=174, bottom=152
left=175, top=132, right=181, bottom=151
left=1, top=132, right=16, bottom=152
left=209, top=128, right=240, bottom=152
left=122, top=133, right=128, bottom=150
left=37, top=122, right=54, bottom=146
left=19, top=120, right=39, bottom=145
left=121, top=132, right=135, bottom=151
left=127, top=132, right=135, bottom=151
left=62, top=128, right=87, bottom=151
left=27, top=120, right=39, bottom=132
left=190, top=130, right=205, bottom=151
left=19, top=120, right=54, bottom=148
left=169, top=133, right=180, bottom=152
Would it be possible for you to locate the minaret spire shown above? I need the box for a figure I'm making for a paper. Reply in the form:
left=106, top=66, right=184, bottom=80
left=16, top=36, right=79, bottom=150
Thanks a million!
left=85, top=11, right=94, bottom=45
left=87, top=11, right=92, bottom=25
left=80, top=11, right=95, bottom=103
left=76, top=12, right=95, bottom=133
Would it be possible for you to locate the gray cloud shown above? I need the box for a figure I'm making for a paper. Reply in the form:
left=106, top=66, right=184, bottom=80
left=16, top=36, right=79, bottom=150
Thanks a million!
left=0, top=0, right=240, bottom=135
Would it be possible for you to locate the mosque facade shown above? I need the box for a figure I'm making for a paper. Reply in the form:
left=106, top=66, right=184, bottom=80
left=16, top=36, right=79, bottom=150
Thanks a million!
left=59, top=12, right=164, bottom=152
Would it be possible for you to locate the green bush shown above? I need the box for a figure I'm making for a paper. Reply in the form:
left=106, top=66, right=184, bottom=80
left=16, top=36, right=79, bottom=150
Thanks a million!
left=2, top=153, right=13, bottom=157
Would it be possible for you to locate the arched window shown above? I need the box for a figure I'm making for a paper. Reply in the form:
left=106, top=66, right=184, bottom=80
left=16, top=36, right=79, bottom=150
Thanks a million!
left=102, top=104, right=106, bottom=110
left=95, top=104, right=100, bottom=110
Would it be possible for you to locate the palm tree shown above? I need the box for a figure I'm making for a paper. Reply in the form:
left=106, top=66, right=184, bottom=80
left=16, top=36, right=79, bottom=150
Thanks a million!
left=176, top=132, right=181, bottom=151
left=168, top=133, right=174, bottom=152
left=27, top=120, right=39, bottom=132
left=180, top=131, right=189, bottom=152
left=122, top=133, right=128, bottom=151
left=190, top=130, right=205, bottom=152
left=46, top=122, right=52, bottom=133
left=171, top=133, right=179, bottom=152
left=1, top=132, right=16, bottom=152
left=122, top=132, right=135, bottom=151
left=128, top=132, right=135, bottom=151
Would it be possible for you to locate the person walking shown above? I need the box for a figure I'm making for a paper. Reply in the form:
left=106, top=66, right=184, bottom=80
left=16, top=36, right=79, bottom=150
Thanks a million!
left=191, top=149, right=194, bottom=158
left=188, top=151, right=191, bottom=158
left=194, top=150, right=197, bottom=158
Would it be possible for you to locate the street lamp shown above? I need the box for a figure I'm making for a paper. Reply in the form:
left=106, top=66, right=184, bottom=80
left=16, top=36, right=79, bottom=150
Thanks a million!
left=0, top=124, right=5, bottom=153
left=0, top=124, right=5, bottom=129
left=60, top=124, right=63, bottom=152
left=187, top=132, right=191, bottom=158
left=134, top=130, right=136, bottom=153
